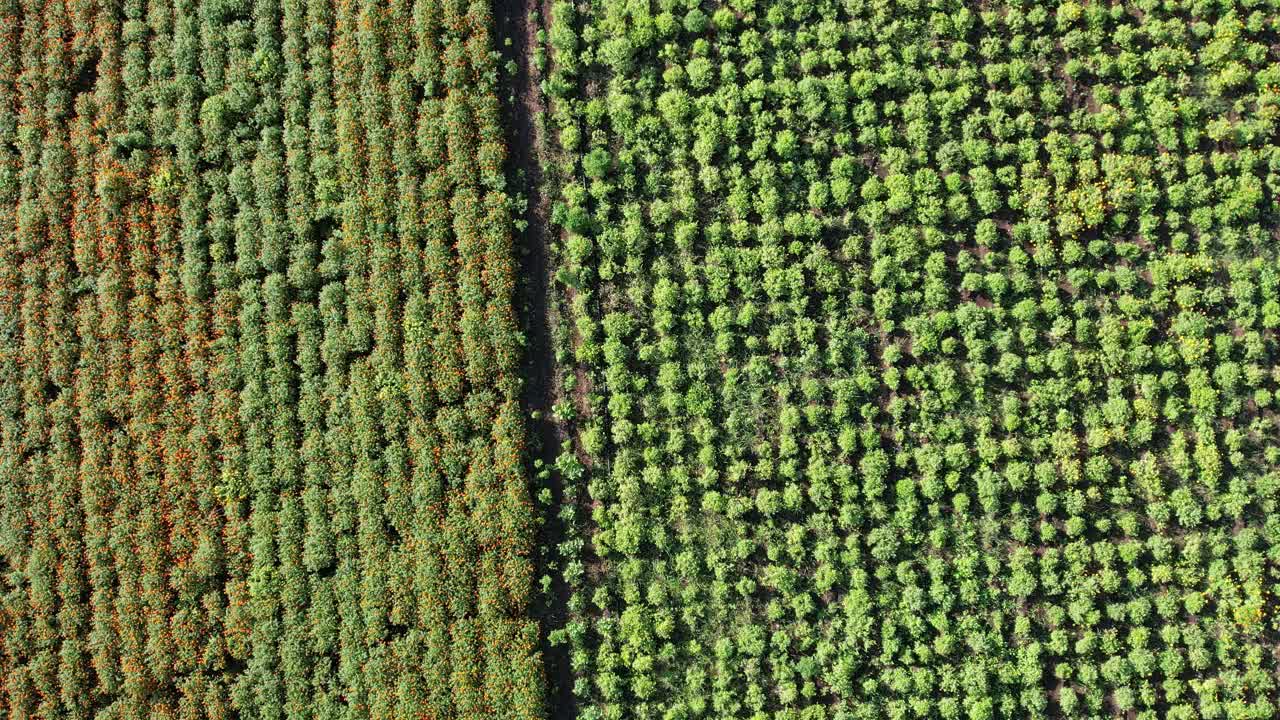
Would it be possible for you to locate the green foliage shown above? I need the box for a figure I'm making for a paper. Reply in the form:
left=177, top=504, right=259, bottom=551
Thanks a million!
left=0, top=0, right=542, bottom=717
left=541, top=0, right=1280, bottom=717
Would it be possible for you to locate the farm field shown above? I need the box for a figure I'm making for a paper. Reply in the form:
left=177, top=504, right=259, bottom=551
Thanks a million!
left=2, top=0, right=1280, bottom=719
left=536, top=0, right=1280, bottom=719
left=0, top=0, right=541, bottom=717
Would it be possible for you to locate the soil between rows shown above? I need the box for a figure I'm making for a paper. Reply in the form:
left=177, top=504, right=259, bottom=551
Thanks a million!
left=493, top=0, right=577, bottom=717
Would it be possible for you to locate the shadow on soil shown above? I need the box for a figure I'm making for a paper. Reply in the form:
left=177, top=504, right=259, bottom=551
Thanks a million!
left=494, top=0, right=577, bottom=717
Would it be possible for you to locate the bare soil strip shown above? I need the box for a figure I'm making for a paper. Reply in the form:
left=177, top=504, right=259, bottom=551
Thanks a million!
left=493, top=0, right=577, bottom=717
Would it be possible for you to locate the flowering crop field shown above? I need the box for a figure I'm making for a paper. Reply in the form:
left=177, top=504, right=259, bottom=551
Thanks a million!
left=0, top=0, right=541, bottom=717
left=4, top=0, right=1280, bottom=719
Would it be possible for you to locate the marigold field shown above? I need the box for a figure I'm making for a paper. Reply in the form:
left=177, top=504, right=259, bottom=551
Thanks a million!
left=0, top=0, right=541, bottom=716
left=3, top=0, right=1280, bottom=719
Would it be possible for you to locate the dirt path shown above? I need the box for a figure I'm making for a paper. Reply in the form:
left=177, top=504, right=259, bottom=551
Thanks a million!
left=493, top=0, right=577, bottom=717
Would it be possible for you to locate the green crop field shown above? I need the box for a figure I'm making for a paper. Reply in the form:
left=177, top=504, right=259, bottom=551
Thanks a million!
left=539, top=0, right=1280, bottom=718
left=3, top=0, right=1280, bottom=718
